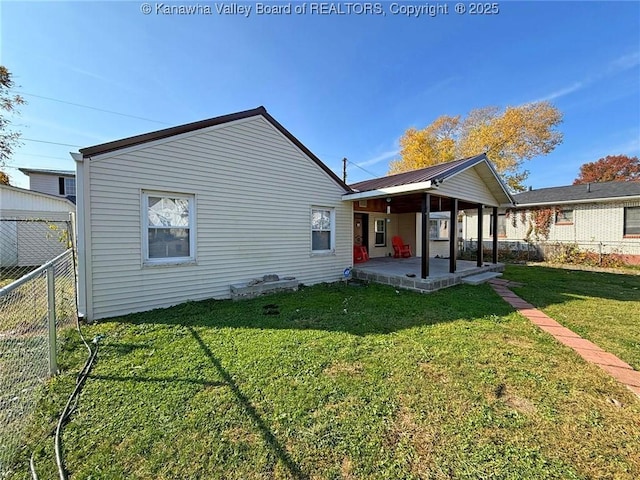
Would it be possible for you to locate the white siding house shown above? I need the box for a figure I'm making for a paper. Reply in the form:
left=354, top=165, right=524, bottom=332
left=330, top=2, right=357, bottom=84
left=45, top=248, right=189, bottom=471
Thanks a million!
left=74, top=107, right=353, bottom=321
left=462, top=181, right=640, bottom=264
left=0, top=184, right=75, bottom=268
left=18, top=168, right=76, bottom=199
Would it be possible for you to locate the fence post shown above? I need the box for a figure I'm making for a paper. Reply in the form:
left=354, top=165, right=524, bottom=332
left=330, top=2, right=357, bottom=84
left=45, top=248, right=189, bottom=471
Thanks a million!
left=47, top=265, right=57, bottom=375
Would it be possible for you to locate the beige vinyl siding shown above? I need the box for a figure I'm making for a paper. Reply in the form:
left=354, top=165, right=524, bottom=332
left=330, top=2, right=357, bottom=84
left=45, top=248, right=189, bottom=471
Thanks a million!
left=28, top=173, right=64, bottom=197
left=396, top=213, right=416, bottom=256
left=86, top=116, right=351, bottom=320
left=0, top=186, right=74, bottom=215
left=437, top=167, right=500, bottom=206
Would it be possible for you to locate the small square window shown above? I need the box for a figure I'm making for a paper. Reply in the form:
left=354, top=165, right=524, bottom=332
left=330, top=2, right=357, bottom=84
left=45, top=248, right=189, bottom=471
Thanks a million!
left=555, top=209, right=573, bottom=224
left=429, top=219, right=448, bottom=240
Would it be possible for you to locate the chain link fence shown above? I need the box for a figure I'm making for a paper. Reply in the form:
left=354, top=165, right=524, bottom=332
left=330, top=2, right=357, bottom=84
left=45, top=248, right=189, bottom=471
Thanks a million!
left=0, top=218, right=77, bottom=478
left=461, top=238, right=640, bottom=266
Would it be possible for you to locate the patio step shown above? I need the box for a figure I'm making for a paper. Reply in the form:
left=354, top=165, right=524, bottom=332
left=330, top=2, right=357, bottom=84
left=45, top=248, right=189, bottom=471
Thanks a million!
left=461, top=272, right=503, bottom=285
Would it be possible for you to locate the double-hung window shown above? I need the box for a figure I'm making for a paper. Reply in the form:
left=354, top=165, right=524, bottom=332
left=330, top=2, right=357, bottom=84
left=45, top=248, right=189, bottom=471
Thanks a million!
left=311, top=208, right=335, bottom=253
left=374, top=219, right=386, bottom=246
left=143, top=192, right=195, bottom=264
left=624, top=206, right=640, bottom=236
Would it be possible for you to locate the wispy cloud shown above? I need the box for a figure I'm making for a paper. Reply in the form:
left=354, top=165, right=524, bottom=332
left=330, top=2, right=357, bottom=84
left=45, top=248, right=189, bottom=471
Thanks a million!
left=356, top=149, right=399, bottom=168
left=532, top=81, right=585, bottom=103
left=528, top=50, right=639, bottom=103
left=608, top=51, right=640, bottom=72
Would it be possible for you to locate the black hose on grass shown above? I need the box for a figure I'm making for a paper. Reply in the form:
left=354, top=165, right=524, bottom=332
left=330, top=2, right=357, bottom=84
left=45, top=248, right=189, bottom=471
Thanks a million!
left=29, top=327, right=101, bottom=480
left=31, top=247, right=100, bottom=479
left=54, top=335, right=99, bottom=479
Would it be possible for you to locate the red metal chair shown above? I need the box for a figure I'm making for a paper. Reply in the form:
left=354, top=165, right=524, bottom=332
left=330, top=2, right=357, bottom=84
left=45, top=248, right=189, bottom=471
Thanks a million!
left=392, top=236, right=412, bottom=258
left=353, top=245, right=369, bottom=263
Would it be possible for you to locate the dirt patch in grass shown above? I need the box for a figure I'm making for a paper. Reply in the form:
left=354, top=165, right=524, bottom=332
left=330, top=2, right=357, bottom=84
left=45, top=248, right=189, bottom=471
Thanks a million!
left=323, top=361, right=364, bottom=377
left=224, top=426, right=259, bottom=445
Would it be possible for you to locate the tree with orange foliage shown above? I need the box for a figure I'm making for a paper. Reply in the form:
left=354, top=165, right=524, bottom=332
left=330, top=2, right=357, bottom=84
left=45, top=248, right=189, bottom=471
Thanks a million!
left=389, top=102, right=563, bottom=191
left=573, top=155, right=640, bottom=184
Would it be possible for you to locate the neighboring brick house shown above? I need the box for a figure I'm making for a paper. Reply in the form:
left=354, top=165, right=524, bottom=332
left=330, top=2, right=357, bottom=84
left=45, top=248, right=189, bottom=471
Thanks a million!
left=18, top=168, right=76, bottom=204
left=461, top=181, right=640, bottom=264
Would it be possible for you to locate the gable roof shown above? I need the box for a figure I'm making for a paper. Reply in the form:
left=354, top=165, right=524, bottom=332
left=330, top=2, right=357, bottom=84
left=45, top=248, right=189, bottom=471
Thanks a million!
left=514, top=181, right=640, bottom=206
left=18, top=168, right=75, bottom=177
left=349, top=155, right=486, bottom=192
left=79, top=106, right=351, bottom=192
left=345, top=154, right=514, bottom=206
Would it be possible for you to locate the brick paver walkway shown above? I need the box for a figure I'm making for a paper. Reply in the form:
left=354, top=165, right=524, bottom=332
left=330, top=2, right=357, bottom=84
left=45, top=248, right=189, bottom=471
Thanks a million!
left=489, top=278, right=640, bottom=398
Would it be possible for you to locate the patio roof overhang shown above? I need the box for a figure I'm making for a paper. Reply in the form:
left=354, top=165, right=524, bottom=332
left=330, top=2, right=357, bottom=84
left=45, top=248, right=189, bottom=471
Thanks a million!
left=342, top=154, right=514, bottom=209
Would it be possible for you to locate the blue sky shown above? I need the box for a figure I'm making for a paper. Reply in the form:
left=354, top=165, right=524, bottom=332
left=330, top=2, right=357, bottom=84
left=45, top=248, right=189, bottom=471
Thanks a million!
left=2, top=1, right=639, bottom=190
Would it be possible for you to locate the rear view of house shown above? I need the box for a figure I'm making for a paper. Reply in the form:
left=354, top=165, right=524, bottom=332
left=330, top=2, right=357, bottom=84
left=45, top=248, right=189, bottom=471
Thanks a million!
left=73, top=107, right=352, bottom=321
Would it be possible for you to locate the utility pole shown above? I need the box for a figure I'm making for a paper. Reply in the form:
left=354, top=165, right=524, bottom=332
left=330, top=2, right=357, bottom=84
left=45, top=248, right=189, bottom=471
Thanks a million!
left=342, top=157, right=347, bottom=183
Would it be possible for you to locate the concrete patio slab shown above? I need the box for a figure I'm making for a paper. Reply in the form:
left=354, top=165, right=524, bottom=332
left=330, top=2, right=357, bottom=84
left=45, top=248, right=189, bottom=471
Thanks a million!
left=352, top=257, right=504, bottom=294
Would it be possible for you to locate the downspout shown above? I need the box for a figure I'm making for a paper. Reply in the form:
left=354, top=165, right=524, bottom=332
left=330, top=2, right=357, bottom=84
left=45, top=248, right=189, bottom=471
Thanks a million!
left=70, top=153, right=87, bottom=319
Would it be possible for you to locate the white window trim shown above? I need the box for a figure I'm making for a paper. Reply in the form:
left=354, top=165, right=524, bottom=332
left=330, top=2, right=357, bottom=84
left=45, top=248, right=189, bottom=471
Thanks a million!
left=374, top=218, right=387, bottom=247
left=64, top=177, right=76, bottom=196
left=429, top=218, right=449, bottom=241
left=555, top=208, right=574, bottom=224
left=141, top=190, right=196, bottom=266
left=311, top=207, right=336, bottom=255
left=624, top=206, right=640, bottom=236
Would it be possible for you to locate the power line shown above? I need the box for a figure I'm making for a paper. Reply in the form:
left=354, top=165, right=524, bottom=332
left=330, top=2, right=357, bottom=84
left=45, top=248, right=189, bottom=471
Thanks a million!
left=347, top=159, right=379, bottom=179
left=22, top=138, right=83, bottom=148
left=11, top=153, right=71, bottom=161
left=13, top=91, right=172, bottom=126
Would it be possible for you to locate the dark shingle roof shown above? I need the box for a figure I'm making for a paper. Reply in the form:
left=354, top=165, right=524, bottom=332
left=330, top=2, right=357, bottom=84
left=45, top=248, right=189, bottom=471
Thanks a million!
left=349, top=154, right=487, bottom=192
left=514, top=181, right=640, bottom=205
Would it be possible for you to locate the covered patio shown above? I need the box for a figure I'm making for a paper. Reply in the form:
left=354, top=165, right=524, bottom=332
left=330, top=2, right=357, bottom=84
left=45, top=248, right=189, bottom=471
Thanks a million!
left=351, top=256, right=504, bottom=292
left=344, top=154, right=514, bottom=288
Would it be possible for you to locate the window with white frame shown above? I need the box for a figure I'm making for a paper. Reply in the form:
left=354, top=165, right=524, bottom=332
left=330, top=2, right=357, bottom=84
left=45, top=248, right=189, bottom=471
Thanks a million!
left=374, top=219, right=386, bottom=246
left=58, top=177, right=76, bottom=196
left=429, top=219, right=449, bottom=240
left=311, top=208, right=335, bottom=252
left=624, top=206, right=640, bottom=236
left=143, top=192, right=195, bottom=263
left=555, top=209, right=573, bottom=224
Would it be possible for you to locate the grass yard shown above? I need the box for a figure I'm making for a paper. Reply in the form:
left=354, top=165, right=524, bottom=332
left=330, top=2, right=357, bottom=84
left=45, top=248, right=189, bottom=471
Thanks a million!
left=503, top=265, right=640, bottom=370
left=7, top=278, right=640, bottom=479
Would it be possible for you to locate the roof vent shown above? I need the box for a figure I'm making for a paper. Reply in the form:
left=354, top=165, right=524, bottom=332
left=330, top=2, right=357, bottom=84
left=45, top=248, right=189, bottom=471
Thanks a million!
left=587, top=182, right=591, bottom=193
left=528, top=186, right=533, bottom=191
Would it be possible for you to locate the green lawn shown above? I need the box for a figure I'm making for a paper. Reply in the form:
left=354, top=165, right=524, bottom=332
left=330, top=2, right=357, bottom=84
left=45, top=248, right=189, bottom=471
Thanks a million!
left=7, top=279, right=640, bottom=479
left=503, top=264, right=640, bottom=370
